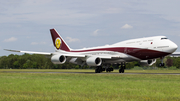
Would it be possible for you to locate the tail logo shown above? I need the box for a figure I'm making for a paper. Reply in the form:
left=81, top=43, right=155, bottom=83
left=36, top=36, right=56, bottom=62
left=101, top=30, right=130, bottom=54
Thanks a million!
left=55, top=38, right=61, bottom=49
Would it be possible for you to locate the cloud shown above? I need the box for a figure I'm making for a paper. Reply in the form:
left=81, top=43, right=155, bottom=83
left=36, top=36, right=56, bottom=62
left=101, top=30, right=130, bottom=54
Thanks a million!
left=31, top=42, right=38, bottom=45
left=31, top=42, right=46, bottom=45
left=104, top=8, right=122, bottom=14
left=24, top=0, right=52, bottom=5
left=4, top=37, right=17, bottom=42
left=66, top=37, right=80, bottom=43
left=92, top=29, right=100, bottom=36
left=0, top=2, right=97, bottom=26
left=121, top=24, right=133, bottom=29
left=26, top=36, right=31, bottom=38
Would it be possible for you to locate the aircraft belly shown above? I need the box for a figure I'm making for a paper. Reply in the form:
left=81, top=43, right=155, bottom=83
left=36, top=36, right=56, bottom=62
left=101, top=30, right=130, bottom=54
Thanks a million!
left=103, top=58, right=136, bottom=64
left=103, top=59, right=122, bottom=64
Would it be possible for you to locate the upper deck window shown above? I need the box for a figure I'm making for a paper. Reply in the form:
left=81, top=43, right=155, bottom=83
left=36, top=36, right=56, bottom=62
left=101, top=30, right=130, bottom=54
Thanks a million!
left=161, top=37, right=168, bottom=40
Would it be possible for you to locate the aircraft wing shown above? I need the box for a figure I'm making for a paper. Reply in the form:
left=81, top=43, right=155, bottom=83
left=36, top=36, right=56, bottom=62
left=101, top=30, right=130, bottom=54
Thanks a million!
left=5, top=49, right=129, bottom=59
left=4, top=49, right=86, bottom=58
left=4, top=49, right=52, bottom=55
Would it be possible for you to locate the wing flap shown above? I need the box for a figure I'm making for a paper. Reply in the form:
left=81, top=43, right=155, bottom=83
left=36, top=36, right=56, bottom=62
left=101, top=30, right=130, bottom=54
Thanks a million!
left=52, top=52, right=86, bottom=57
left=62, top=54, right=85, bottom=57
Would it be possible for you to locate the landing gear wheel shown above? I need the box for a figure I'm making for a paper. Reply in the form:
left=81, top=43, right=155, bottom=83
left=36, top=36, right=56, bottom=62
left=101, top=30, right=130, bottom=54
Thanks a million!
left=162, top=63, right=165, bottom=66
left=119, top=69, right=121, bottom=73
left=119, top=68, right=124, bottom=73
left=159, top=63, right=165, bottom=67
left=122, top=69, right=124, bottom=73
left=95, top=66, right=102, bottom=73
left=106, top=68, right=113, bottom=72
left=119, top=62, right=125, bottom=73
left=95, top=68, right=99, bottom=73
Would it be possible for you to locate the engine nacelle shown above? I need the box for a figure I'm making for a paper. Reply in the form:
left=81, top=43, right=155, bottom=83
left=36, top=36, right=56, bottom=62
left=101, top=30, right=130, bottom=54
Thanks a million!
left=86, top=57, right=102, bottom=66
left=139, top=59, right=156, bottom=66
left=51, top=55, right=66, bottom=64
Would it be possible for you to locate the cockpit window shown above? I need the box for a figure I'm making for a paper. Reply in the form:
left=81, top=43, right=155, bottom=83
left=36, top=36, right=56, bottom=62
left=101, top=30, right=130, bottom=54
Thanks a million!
left=161, top=38, right=168, bottom=40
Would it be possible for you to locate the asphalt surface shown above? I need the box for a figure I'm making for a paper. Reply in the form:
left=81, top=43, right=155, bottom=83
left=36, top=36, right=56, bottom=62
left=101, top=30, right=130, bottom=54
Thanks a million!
left=1, top=71, right=180, bottom=75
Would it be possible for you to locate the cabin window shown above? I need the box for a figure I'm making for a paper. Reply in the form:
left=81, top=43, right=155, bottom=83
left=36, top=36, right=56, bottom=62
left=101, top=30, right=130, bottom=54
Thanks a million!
left=161, top=38, right=168, bottom=40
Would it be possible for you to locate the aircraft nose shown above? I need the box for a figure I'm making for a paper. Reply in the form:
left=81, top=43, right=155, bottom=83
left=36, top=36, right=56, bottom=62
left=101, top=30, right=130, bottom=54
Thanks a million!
left=171, top=42, right=178, bottom=53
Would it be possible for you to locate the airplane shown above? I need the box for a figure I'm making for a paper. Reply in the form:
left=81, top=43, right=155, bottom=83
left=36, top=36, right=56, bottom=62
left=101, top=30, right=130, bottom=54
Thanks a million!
left=5, top=29, right=178, bottom=73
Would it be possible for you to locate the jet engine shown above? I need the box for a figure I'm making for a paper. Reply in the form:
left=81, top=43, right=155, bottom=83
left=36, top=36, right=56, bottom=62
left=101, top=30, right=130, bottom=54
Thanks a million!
left=86, top=57, right=102, bottom=66
left=139, top=59, right=156, bottom=66
left=51, top=55, right=66, bottom=64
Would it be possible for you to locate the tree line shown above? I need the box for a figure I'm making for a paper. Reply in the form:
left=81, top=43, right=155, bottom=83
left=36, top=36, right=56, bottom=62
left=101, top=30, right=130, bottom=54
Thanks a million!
left=0, top=54, right=180, bottom=69
left=0, top=54, right=89, bottom=69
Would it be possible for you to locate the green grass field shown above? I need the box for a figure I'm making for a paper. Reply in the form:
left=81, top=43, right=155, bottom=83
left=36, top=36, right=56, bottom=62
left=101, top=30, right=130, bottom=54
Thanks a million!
left=0, top=69, right=180, bottom=101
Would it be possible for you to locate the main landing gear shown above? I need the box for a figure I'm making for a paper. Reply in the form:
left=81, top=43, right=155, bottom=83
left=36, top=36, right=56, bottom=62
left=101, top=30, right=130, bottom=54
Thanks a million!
left=95, top=66, right=105, bottom=73
left=119, top=62, right=125, bottom=73
left=95, top=65, right=113, bottom=73
left=106, top=68, right=114, bottom=72
left=95, top=62, right=126, bottom=73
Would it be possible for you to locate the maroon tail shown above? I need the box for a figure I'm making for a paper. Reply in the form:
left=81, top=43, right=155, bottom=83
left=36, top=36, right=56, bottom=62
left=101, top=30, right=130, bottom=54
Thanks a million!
left=50, top=29, right=71, bottom=52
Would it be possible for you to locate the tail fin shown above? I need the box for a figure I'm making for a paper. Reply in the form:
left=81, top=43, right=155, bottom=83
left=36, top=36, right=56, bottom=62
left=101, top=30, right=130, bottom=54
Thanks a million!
left=50, top=29, right=71, bottom=52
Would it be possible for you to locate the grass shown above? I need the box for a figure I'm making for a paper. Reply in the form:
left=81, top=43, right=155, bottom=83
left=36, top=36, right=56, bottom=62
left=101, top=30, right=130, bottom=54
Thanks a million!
left=0, top=69, right=180, bottom=101
left=1, top=68, right=180, bottom=73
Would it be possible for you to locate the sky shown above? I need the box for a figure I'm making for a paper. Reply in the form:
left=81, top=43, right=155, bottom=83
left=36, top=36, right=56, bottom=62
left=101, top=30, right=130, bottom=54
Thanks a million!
left=1, top=0, right=180, bottom=56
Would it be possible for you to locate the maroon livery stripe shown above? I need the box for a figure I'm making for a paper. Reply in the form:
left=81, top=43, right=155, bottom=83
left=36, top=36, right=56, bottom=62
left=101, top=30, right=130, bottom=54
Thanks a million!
left=71, top=47, right=170, bottom=60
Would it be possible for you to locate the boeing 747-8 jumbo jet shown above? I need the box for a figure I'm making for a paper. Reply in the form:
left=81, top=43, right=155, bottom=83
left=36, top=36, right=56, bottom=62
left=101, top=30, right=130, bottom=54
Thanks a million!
left=5, top=29, right=178, bottom=73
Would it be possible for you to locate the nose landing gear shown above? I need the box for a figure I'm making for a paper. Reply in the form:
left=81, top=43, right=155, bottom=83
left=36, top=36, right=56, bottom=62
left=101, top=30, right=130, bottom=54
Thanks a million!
left=159, top=57, right=165, bottom=67
left=159, top=63, right=165, bottom=67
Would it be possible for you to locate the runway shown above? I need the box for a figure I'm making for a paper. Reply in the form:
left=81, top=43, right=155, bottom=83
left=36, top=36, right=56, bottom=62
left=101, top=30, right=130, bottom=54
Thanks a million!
left=2, top=71, right=180, bottom=75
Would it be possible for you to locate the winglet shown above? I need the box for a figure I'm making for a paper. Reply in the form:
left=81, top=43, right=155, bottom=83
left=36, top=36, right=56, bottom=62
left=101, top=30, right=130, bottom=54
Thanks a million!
left=4, top=49, right=20, bottom=52
left=50, top=29, right=71, bottom=52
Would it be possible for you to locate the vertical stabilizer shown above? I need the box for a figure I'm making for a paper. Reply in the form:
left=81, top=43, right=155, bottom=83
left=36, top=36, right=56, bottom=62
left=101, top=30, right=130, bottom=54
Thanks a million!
left=50, top=29, right=71, bottom=52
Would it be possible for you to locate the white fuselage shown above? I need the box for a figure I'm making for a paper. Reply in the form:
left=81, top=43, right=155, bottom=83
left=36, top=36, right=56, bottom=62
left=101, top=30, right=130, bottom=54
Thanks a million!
left=55, top=36, right=177, bottom=64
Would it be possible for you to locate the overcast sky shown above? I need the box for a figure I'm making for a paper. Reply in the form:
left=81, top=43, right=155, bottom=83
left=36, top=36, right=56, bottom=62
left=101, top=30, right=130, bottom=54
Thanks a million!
left=1, top=0, right=180, bottom=56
